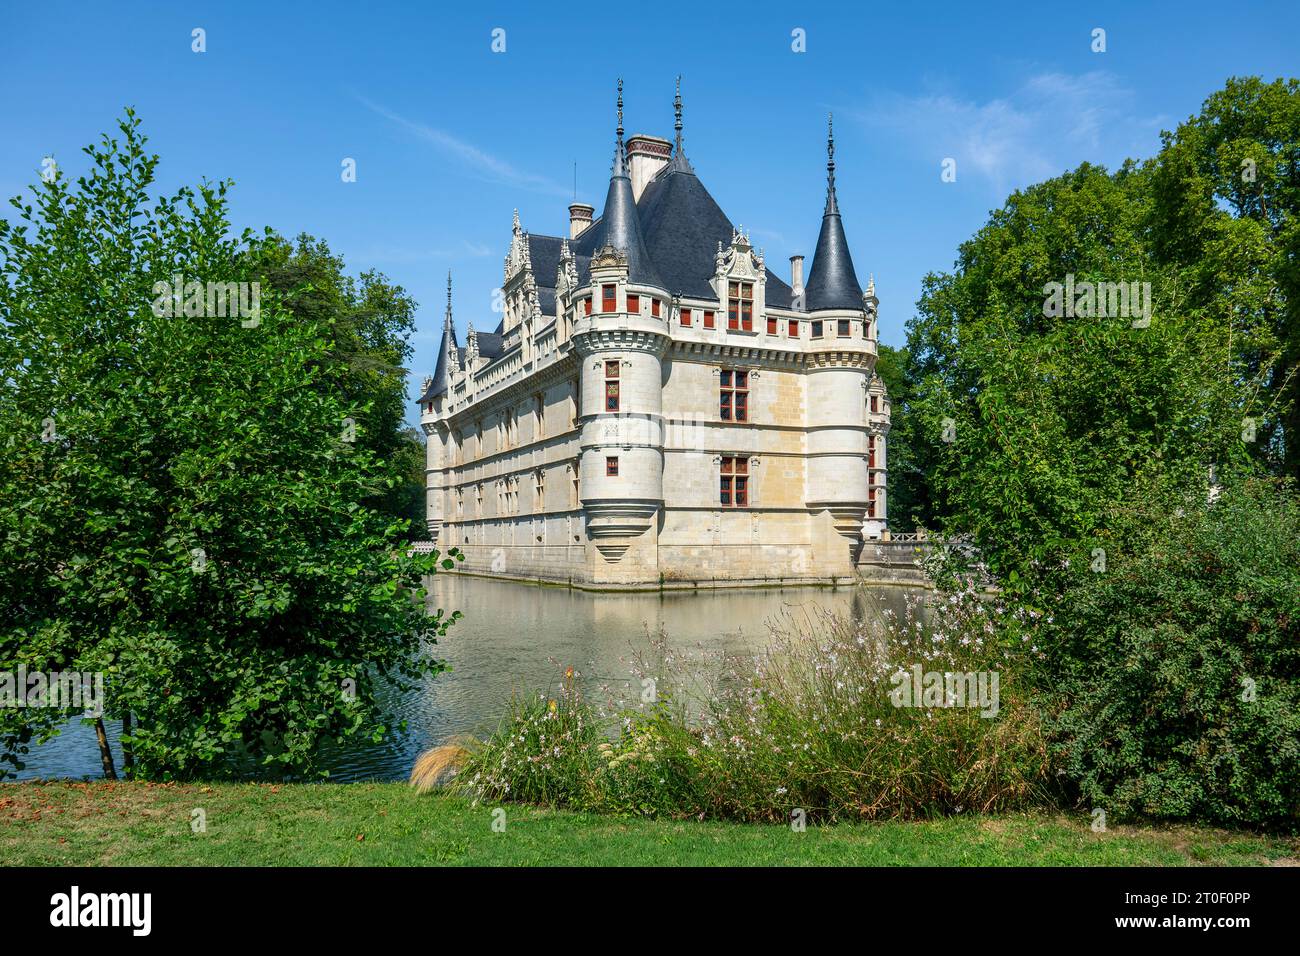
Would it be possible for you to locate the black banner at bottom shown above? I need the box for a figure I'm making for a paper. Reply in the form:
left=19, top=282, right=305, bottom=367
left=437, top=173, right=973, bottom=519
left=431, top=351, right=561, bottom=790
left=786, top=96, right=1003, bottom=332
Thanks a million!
left=1, top=865, right=1287, bottom=941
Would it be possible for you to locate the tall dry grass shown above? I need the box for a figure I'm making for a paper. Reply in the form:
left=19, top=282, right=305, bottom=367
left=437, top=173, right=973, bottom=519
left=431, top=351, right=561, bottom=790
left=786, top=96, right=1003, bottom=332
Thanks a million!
left=412, top=585, right=1054, bottom=822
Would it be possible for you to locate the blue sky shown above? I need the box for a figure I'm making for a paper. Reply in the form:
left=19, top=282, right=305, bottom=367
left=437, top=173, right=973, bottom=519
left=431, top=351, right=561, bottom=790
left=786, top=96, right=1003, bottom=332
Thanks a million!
left=3, top=1, right=1297, bottom=426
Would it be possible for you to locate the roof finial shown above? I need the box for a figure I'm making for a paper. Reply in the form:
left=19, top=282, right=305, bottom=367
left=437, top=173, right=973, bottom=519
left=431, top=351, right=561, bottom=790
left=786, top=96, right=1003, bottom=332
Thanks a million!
left=445, top=270, right=454, bottom=329
left=825, top=112, right=839, bottom=215
left=611, top=78, right=630, bottom=177
left=674, top=75, right=683, bottom=149
left=667, top=76, right=694, bottom=174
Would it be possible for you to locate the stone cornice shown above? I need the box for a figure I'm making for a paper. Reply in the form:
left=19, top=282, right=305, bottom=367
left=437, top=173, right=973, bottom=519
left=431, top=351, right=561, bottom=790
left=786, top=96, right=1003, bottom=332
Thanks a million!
left=572, top=326, right=669, bottom=356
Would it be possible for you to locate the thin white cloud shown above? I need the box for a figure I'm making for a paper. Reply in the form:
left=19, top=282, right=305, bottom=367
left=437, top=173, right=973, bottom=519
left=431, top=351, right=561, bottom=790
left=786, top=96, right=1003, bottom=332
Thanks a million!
left=856, top=72, right=1169, bottom=195
left=356, top=94, right=570, bottom=197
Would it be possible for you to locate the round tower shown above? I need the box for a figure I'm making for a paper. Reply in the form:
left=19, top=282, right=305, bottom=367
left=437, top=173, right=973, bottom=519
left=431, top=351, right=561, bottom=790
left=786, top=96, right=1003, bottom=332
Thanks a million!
left=803, top=114, right=875, bottom=565
left=419, top=272, right=459, bottom=544
left=572, top=81, right=670, bottom=572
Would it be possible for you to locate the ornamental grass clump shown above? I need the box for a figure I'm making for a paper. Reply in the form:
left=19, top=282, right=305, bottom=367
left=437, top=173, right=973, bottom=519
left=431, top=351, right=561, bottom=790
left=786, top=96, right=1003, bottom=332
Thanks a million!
left=416, top=589, right=1052, bottom=823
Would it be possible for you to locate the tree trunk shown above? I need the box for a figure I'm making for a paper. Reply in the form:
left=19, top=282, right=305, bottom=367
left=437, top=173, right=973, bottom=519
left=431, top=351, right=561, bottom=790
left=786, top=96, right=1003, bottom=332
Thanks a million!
left=94, top=717, right=117, bottom=780
left=121, top=713, right=134, bottom=776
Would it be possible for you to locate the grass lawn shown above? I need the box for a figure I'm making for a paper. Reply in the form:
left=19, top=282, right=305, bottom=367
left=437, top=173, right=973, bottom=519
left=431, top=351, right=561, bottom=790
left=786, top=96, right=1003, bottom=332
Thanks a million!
left=2, top=781, right=1295, bottom=866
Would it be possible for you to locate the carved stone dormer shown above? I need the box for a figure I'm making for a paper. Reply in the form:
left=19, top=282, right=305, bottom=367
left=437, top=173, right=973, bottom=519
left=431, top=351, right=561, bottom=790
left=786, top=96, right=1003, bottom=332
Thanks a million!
left=504, top=208, right=531, bottom=286
left=712, top=227, right=767, bottom=315
left=589, top=243, right=630, bottom=287
left=862, top=275, right=879, bottom=342
left=557, top=238, right=578, bottom=295
left=466, top=322, right=479, bottom=365
left=714, top=228, right=764, bottom=284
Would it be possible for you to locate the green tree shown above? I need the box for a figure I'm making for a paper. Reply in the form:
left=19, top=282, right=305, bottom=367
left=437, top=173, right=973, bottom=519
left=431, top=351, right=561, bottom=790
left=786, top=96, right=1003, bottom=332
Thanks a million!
left=904, top=156, right=1274, bottom=589
left=1150, top=77, right=1300, bottom=478
left=873, top=343, right=931, bottom=531
left=0, top=111, right=459, bottom=780
left=247, top=233, right=427, bottom=536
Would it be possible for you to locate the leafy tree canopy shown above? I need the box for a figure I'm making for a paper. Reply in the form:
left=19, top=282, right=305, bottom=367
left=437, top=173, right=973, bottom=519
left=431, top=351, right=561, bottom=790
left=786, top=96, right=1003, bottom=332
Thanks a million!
left=0, top=111, right=458, bottom=780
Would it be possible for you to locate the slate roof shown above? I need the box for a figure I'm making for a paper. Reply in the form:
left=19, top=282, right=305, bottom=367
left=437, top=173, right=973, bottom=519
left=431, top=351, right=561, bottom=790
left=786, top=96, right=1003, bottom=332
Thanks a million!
left=419, top=321, right=458, bottom=402
left=566, top=140, right=664, bottom=288
left=427, top=116, right=860, bottom=407
left=804, top=209, right=862, bottom=311
left=569, top=163, right=794, bottom=307
left=526, top=234, right=564, bottom=317
left=420, top=327, right=506, bottom=402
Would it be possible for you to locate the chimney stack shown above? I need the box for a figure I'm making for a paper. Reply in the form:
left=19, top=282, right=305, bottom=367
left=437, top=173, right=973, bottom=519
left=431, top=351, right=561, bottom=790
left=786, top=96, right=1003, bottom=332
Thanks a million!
left=790, top=254, right=805, bottom=297
left=625, top=134, right=671, bottom=201
left=568, top=202, right=594, bottom=239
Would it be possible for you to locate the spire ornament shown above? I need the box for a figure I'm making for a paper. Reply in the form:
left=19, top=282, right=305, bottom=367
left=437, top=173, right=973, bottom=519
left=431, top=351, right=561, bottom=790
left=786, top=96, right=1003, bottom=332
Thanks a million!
left=668, top=76, right=694, bottom=173
left=674, top=76, right=683, bottom=150
left=611, top=78, right=629, bottom=177
left=825, top=112, right=839, bottom=215
left=444, top=270, right=454, bottom=329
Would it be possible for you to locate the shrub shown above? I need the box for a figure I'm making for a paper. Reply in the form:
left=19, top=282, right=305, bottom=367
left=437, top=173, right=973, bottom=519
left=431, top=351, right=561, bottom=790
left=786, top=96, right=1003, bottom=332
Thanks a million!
left=1043, top=477, right=1300, bottom=828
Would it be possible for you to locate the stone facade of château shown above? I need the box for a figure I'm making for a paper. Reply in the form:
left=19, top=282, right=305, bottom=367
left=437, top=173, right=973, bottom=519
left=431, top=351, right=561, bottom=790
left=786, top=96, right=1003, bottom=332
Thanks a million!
left=418, top=84, right=890, bottom=588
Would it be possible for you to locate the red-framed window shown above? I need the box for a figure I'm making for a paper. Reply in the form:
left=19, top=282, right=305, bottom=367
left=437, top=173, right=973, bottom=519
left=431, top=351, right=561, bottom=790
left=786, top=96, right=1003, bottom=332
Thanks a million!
left=720, top=456, right=748, bottom=507
left=601, top=284, right=616, bottom=313
left=838, top=319, right=851, bottom=337
left=626, top=293, right=640, bottom=314
left=788, top=319, right=798, bottom=337
left=606, top=456, right=619, bottom=476
left=727, top=281, right=753, bottom=331
left=605, top=360, right=620, bottom=412
left=767, top=316, right=777, bottom=335
left=720, top=368, right=749, bottom=422
left=868, top=435, right=877, bottom=468
left=651, top=299, right=661, bottom=318
left=703, top=310, right=715, bottom=329
left=583, top=297, right=592, bottom=316
left=867, top=487, right=876, bottom=517
left=680, top=307, right=692, bottom=327
left=870, top=395, right=879, bottom=413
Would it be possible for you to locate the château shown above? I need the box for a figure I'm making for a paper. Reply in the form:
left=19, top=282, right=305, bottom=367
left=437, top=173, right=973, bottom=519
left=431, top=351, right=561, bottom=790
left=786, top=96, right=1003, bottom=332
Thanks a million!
left=418, top=81, right=890, bottom=587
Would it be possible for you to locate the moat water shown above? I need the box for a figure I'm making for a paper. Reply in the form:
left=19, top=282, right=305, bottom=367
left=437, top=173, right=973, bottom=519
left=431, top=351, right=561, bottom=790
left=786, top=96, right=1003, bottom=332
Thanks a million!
left=11, top=576, right=923, bottom=782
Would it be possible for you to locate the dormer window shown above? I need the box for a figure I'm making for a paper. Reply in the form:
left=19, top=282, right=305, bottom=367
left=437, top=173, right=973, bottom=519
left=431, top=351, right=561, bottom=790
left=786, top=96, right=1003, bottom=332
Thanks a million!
left=727, top=282, right=753, bottom=331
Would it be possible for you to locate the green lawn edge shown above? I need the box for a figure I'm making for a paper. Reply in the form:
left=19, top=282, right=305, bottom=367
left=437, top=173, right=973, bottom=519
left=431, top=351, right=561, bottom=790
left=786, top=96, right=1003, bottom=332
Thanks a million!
left=2, top=781, right=1295, bottom=867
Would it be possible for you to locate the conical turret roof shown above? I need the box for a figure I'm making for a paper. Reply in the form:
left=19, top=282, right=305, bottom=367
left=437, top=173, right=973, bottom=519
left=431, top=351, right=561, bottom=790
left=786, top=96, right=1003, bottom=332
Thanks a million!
left=805, top=114, right=863, bottom=311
